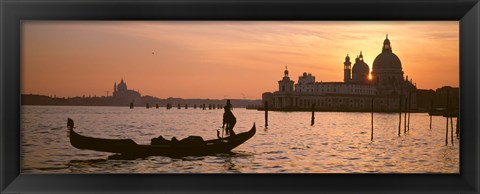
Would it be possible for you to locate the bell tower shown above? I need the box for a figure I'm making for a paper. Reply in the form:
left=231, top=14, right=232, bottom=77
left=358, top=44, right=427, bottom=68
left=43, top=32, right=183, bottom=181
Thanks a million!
left=344, top=54, right=351, bottom=83
left=278, top=66, right=294, bottom=93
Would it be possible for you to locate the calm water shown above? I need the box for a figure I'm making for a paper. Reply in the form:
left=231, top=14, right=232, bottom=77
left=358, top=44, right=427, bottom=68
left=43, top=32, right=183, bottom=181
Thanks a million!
left=21, top=105, right=459, bottom=173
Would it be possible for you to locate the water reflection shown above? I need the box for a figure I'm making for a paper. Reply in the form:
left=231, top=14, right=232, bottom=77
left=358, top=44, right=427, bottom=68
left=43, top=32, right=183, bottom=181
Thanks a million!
left=68, top=158, right=137, bottom=173
left=22, top=106, right=459, bottom=173
left=222, top=151, right=254, bottom=173
left=66, top=151, right=255, bottom=173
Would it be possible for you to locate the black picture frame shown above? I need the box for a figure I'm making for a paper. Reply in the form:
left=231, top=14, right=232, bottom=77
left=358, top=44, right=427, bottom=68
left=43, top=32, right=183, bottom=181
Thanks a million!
left=1, top=0, right=479, bottom=193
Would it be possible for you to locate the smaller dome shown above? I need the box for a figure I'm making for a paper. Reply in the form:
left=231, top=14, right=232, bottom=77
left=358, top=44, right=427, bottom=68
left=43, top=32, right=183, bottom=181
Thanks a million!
left=352, top=60, right=369, bottom=75
left=352, top=60, right=369, bottom=83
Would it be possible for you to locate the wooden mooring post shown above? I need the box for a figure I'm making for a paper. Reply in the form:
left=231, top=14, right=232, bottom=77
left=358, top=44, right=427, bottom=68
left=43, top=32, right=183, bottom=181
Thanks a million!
left=311, top=103, right=315, bottom=126
left=404, top=98, right=407, bottom=133
left=185, top=104, right=188, bottom=109
left=156, top=104, right=159, bottom=109
left=194, top=104, right=197, bottom=109
left=264, top=101, right=268, bottom=128
left=445, top=90, right=450, bottom=145
left=371, top=98, right=374, bottom=141
left=146, top=103, right=150, bottom=109
left=177, top=103, right=181, bottom=109
left=398, top=95, right=402, bottom=136
left=429, top=100, right=433, bottom=129
left=407, top=92, right=411, bottom=131
left=203, top=104, right=206, bottom=110
left=209, top=104, right=212, bottom=110
left=456, top=118, right=459, bottom=137
left=445, top=117, right=449, bottom=145
left=130, top=102, right=134, bottom=109
left=450, top=117, right=454, bottom=144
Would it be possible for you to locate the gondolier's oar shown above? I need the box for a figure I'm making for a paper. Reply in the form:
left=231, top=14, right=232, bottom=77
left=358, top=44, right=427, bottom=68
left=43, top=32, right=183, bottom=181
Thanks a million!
left=222, top=125, right=225, bottom=138
left=217, top=126, right=225, bottom=139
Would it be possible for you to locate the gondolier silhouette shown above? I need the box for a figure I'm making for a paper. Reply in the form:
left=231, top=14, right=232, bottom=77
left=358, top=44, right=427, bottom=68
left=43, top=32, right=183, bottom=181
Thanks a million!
left=222, top=104, right=236, bottom=136
left=226, top=99, right=232, bottom=110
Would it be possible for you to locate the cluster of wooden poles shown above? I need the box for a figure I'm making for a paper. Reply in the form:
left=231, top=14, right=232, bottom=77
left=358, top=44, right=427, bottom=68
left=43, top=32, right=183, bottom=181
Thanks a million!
left=397, top=92, right=414, bottom=138
left=443, top=90, right=458, bottom=145
left=444, top=115, right=457, bottom=145
left=130, top=102, right=224, bottom=110
left=371, top=92, right=414, bottom=142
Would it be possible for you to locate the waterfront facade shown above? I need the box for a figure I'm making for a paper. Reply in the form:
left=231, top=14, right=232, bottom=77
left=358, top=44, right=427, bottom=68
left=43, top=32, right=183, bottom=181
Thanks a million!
left=262, top=35, right=417, bottom=112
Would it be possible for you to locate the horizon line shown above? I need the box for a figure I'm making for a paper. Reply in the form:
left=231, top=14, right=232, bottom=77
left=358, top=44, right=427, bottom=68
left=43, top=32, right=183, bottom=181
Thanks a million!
left=21, top=93, right=263, bottom=101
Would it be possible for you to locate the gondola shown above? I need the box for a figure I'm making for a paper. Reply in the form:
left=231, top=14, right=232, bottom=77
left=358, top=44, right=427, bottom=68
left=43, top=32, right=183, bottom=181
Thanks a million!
left=67, top=118, right=256, bottom=157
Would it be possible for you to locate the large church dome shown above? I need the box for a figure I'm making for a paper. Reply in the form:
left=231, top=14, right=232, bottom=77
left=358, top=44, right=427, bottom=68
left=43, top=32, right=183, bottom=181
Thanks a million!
left=373, top=52, right=402, bottom=70
left=372, top=35, right=402, bottom=71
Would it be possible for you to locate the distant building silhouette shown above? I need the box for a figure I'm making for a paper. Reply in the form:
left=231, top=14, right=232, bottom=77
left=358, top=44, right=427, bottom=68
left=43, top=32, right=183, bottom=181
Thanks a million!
left=263, top=35, right=417, bottom=112
left=113, top=78, right=141, bottom=102
left=416, top=86, right=458, bottom=112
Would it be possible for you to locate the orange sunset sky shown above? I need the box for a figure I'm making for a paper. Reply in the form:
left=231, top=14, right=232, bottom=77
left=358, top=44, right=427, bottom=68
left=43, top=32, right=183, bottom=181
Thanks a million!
left=21, top=21, right=459, bottom=99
